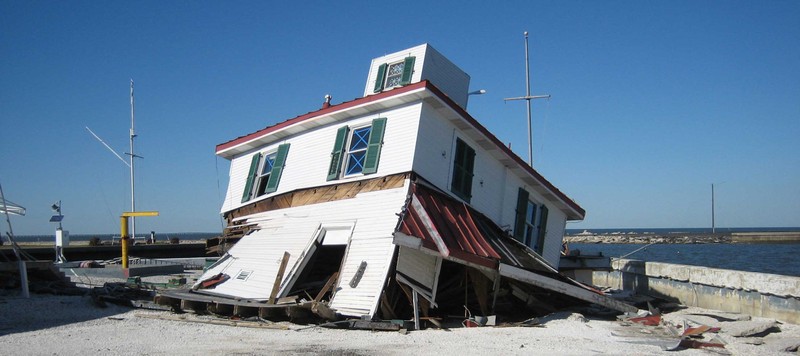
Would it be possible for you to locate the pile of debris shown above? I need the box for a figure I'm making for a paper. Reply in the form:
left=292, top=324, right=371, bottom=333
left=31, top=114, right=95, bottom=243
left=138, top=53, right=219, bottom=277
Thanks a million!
left=616, top=303, right=792, bottom=353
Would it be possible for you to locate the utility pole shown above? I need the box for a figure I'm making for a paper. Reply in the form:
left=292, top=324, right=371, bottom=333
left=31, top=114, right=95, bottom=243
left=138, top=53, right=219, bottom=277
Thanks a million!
left=504, top=31, right=550, bottom=167
left=711, top=183, right=716, bottom=234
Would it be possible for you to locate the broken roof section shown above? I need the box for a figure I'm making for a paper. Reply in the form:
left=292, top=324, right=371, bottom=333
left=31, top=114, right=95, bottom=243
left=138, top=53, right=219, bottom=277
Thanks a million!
left=395, top=181, right=636, bottom=314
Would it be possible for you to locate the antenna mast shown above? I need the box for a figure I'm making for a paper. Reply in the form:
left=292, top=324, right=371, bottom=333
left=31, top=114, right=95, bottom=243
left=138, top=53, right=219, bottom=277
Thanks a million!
left=127, top=79, right=142, bottom=238
left=504, top=31, right=551, bottom=167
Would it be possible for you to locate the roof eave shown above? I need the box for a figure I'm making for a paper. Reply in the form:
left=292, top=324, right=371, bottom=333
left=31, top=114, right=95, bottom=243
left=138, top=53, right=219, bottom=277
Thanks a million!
left=215, top=82, right=430, bottom=159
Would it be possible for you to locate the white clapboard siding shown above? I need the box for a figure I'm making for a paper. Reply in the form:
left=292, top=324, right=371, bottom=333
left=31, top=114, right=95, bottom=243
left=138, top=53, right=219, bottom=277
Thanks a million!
left=418, top=45, right=470, bottom=110
left=363, top=44, right=428, bottom=97
left=199, top=183, right=411, bottom=317
left=396, top=247, right=441, bottom=303
left=413, top=100, right=570, bottom=268
left=363, top=44, right=470, bottom=109
left=221, top=103, right=422, bottom=214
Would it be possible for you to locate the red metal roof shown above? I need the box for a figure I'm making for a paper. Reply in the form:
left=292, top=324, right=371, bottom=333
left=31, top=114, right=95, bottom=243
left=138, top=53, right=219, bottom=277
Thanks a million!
left=398, top=183, right=525, bottom=270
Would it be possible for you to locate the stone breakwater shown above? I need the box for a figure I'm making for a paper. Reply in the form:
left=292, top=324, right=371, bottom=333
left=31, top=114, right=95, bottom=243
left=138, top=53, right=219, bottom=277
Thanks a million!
left=564, top=233, right=731, bottom=244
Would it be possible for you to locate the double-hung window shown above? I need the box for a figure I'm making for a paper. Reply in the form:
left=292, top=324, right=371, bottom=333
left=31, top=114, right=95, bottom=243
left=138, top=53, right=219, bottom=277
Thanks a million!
left=513, top=188, right=549, bottom=255
left=241, top=144, right=290, bottom=203
left=450, top=138, right=475, bottom=202
left=373, top=56, right=415, bottom=93
left=327, top=118, right=387, bottom=180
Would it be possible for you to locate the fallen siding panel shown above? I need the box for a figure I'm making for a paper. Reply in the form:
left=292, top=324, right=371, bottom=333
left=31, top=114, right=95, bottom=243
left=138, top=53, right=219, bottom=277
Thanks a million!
left=499, top=264, right=638, bottom=313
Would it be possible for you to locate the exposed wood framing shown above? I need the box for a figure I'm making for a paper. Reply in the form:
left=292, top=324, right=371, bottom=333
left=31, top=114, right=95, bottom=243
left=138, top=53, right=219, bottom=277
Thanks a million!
left=224, top=173, right=409, bottom=224
left=269, top=252, right=291, bottom=304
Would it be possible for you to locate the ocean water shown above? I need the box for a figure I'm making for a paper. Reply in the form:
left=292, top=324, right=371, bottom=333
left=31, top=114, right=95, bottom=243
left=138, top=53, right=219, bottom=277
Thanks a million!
left=570, top=243, right=800, bottom=277
left=565, top=227, right=800, bottom=235
left=9, top=232, right=219, bottom=243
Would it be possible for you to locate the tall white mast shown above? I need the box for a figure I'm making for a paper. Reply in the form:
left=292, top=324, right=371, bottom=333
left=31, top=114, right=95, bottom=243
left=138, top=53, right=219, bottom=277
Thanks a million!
left=504, top=31, right=551, bottom=167
left=128, top=79, right=138, bottom=238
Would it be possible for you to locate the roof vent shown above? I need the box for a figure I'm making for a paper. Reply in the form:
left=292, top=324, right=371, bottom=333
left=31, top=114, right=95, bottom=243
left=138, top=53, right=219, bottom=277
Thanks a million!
left=322, top=94, right=332, bottom=109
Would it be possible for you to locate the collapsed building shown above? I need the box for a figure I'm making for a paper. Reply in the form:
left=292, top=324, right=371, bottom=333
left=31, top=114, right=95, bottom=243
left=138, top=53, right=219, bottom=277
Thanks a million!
left=169, top=44, right=635, bottom=323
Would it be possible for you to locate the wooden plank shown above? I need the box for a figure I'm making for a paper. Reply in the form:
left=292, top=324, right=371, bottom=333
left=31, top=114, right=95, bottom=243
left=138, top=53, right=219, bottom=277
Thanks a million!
left=349, top=320, right=401, bottom=331
left=314, top=272, right=339, bottom=302
left=135, top=313, right=289, bottom=329
left=269, top=252, right=291, bottom=304
left=468, top=268, right=490, bottom=316
left=498, top=264, right=637, bottom=313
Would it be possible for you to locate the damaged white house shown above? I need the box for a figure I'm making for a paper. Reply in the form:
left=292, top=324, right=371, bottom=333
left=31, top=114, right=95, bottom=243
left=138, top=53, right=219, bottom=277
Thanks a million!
left=192, top=44, right=635, bottom=321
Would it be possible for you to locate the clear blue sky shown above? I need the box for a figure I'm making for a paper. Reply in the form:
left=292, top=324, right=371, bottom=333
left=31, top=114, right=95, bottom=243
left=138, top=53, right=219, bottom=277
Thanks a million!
left=2, top=1, right=798, bottom=235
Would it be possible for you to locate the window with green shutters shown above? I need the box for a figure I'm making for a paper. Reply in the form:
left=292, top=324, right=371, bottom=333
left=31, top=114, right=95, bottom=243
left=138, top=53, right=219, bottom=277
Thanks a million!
left=241, top=143, right=290, bottom=203
left=373, top=56, right=415, bottom=93
left=327, top=118, right=387, bottom=181
left=513, top=187, right=549, bottom=255
left=450, top=138, right=475, bottom=202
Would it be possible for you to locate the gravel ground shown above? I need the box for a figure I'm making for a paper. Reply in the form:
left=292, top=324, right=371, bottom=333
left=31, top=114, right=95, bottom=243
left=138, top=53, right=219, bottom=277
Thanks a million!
left=2, top=290, right=798, bottom=355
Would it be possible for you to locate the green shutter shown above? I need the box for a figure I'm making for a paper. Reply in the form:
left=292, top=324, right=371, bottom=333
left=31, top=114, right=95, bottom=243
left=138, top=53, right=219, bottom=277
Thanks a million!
left=400, top=56, right=415, bottom=85
left=450, top=138, right=475, bottom=202
left=327, top=126, right=349, bottom=181
left=536, top=205, right=549, bottom=254
left=513, top=188, right=529, bottom=242
left=362, top=117, right=387, bottom=174
left=241, top=153, right=261, bottom=203
left=373, top=63, right=387, bottom=93
left=462, top=144, right=475, bottom=200
left=264, top=143, right=290, bottom=194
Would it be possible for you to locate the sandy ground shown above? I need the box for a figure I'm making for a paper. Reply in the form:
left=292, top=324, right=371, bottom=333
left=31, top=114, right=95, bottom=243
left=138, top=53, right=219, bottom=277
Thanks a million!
left=2, top=288, right=799, bottom=356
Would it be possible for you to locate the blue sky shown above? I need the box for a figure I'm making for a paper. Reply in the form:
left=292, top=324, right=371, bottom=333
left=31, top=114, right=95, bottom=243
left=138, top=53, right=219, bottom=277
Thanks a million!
left=2, top=1, right=798, bottom=235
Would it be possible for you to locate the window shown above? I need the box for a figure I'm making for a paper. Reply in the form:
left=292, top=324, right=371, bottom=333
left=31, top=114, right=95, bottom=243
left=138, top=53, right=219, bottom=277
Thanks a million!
left=241, top=143, right=290, bottom=203
left=450, top=138, right=475, bottom=202
left=513, top=188, right=549, bottom=254
left=327, top=118, right=387, bottom=181
left=345, top=126, right=371, bottom=176
left=373, top=56, right=416, bottom=93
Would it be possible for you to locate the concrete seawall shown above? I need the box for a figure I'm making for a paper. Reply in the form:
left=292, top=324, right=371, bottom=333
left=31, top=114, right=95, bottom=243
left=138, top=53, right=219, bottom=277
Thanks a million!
left=592, top=258, right=800, bottom=324
left=732, top=231, right=800, bottom=243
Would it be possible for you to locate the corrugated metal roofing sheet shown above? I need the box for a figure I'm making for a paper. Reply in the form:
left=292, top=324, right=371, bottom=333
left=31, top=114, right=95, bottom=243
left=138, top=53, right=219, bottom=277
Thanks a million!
left=398, top=182, right=551, bottom=273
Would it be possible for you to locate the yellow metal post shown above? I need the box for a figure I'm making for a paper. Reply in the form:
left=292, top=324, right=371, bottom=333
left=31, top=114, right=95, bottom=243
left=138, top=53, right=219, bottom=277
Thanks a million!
left=119, top=211, right=158, bottom=269
left=120, top=216, right=129, bottom=268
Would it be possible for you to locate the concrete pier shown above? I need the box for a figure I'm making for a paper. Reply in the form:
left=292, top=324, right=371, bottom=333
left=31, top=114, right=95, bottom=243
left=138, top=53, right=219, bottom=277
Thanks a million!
left=732, top=231, right=800, bottom=243
left=592, top=258, right=800, bottom=324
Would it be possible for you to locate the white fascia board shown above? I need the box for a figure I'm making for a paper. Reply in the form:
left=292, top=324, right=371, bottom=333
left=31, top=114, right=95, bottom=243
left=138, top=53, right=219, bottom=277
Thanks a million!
left=217, top=87, right=431, bottom=160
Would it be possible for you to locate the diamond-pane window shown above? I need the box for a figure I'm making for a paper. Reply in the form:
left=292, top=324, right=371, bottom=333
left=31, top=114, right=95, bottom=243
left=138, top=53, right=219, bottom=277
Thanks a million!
left=385, top=62, right=405, bottom=88
left=344, top=126, right=372, bottom=175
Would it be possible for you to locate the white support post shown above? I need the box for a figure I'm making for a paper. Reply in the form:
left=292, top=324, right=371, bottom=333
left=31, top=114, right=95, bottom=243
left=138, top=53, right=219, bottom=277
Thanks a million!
left=19, top=260, right=29, bottom=298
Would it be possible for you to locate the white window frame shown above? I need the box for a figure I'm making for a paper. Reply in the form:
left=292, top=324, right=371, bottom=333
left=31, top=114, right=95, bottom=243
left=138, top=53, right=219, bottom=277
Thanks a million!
left=251, top=150, right=277, bottom=198
left=383, top=60, right=406, bottom=89
left=342, top=124, right=372, bottom=177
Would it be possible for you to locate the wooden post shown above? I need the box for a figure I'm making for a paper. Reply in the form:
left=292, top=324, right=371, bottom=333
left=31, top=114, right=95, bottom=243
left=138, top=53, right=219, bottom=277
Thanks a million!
left=412, top=289, right=420, bottom=331
left=269, top=252, right=290, bottom=304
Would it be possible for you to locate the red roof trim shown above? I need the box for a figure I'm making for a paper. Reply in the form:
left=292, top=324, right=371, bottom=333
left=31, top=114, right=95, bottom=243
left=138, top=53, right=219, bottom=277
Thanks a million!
left=422, top=84, right=586, bottom=218
left=215, top=81, right=429, bottom=154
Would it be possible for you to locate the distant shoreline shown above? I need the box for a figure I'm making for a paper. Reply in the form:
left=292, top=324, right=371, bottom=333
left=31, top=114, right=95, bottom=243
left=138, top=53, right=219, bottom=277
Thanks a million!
left=564, top=231, right=800, bottom=244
